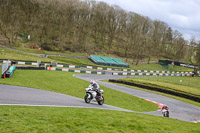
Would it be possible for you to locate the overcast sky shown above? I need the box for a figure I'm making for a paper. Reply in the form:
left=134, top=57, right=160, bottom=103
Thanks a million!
left=96, top=0, right=200, bottom=41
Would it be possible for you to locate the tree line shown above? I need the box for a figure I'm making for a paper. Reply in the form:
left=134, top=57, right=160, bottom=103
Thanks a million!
left=0, top=0, right=200, bottom=65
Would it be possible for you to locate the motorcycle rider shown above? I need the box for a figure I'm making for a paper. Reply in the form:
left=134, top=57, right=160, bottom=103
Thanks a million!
left=161, top=105, right=169, bottom=117
left=162, top=105, right=169, bottom=111
left=90, top=80, right=102, bottom=100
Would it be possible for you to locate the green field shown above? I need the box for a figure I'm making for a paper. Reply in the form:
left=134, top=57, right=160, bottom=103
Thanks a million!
left=1, top=45, right=200, bottom=132
left=118, top=77, right=200, bottom=96
left=14, top=46, right=88, bottom=56
left=0, top=106, right=199, bottom=133
left=132, top=76, right=200, bottom=90
left=48, top=56, right=96, bottom=66
left=0, top=46, right=53, bottom=62
left=108, top=76, right=200, bottom=107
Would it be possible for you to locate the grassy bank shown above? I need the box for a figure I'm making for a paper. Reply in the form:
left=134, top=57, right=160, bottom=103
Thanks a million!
left=132, top=76, right=200, bottom=90
left=48, top=56, right=96, bottom=66
left=0, top=106, right=199, bottom=133
left=118, top=77, right=200, bottom=96
left=14, top=46, right=88, bottom=56
left=0, top=45, right=194, bottom=71
left=107, top=76, right=200, bottom=106
left=0, top=46, right=53, bottom=62
left=0, top=70, right=157, bottom=112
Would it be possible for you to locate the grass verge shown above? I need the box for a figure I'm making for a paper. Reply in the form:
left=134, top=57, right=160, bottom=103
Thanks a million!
left=0, top=106, right=199, bottom=133
left=118, top=77, right=200, bottom=96
left=48, top=56, right=96, bottom=66
left=102, top=78, right=200, bottom=107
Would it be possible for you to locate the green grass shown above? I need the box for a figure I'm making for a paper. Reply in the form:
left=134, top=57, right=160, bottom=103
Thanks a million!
left=104, top=80, right=200, bottom=107
left=48, top=56, right=96, bottom=66
left=0, top=70, right=157, bottom=112
left=128, top=63, right=193, bottom=71
left=14, top=46, right=88, bottom=56
left=0, top=46, right=53, bottom=62
left=107, top=76, right=200, bottom=107
left=119, top=77, right=200, bottom=96
left=0, top=46, right=200, bottom=132
left=134, top=76, right=200, bottom=91
left=0, top=106, right=199, bottom=133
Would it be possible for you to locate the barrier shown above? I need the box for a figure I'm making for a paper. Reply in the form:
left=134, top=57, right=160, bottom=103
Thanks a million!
left=47, top=67, right=105, bottom=75
left=0, top=60, right=195, bottom=75
left=112, top=72, right=191, bottom=77
left=16, top=66, right=45, bottom=70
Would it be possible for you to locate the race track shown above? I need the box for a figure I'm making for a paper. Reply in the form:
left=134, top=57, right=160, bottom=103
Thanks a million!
left=0, top=74, right=200, bottom=123
left=0, top=84, right=132, bottom=112
left=74, top=74, right=200, bottom=123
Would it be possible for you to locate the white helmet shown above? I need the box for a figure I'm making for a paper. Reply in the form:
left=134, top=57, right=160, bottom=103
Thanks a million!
left=90, top=80, right=95, bottom=85
left=163, top=104, right=168, bottom=108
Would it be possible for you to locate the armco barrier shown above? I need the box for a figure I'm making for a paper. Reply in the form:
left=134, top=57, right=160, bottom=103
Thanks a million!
left=109, top=79, right=200, bottom=103
left=0, top=60, right=195, bottom=75
left=86, top=66, right=193, bottom=74
left=112, top=72, right=192, bottom=77
left=47, top=67, right=105, bottom=75
left=159, top=60, right=199, bottom=69
left=16, top=66, right=45, bottom=70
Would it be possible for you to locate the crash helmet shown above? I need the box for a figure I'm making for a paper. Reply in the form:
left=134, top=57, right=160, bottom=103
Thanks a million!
left=90, top=80, right=95, bottom=85
left=163, top=105, right=168, bottom=108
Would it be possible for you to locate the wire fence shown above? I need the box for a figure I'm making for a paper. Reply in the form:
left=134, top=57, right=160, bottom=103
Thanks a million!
left=143, top=76, right=200, bottom=89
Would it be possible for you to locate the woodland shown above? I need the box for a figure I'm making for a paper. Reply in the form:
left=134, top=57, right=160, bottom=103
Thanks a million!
left=0, top=0, right=200, bottom=65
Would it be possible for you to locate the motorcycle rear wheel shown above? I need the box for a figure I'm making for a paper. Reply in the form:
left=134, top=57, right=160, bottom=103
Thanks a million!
left=166, top=111, right=169, bottom=117
left=97, top=96, right=104, bottom=105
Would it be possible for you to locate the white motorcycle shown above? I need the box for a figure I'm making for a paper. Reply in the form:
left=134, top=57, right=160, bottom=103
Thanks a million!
left=162, top=109, right=169, bottom=117
left=84, top=86, right=104, bottom=105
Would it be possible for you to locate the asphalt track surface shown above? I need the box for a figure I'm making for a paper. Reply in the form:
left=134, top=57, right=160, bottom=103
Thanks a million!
left=74, top=74, right=200, bottom=122
left=0, top=74, right=200, bottom=123
left=0, top=84, right=132, bottom=112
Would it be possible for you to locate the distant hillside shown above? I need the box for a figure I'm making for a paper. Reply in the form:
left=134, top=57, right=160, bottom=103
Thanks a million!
left=0, top=0, right=200, bottom=65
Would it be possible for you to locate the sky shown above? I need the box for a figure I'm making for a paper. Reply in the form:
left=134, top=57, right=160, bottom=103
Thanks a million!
left=96, top=0, right=200, bottom=41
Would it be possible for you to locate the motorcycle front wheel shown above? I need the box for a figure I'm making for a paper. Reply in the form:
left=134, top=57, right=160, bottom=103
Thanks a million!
left=84, top=93, right=92, bottom=103
left=97, top=96, right=104, bottom=105
left=163, top=111, right=169, bottom=117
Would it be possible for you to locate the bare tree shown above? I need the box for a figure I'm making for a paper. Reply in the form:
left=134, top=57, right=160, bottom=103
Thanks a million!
left=151, top=20, right=168, bottom=58
left=0, top=0, right=191, bottom=64
left=187, top=36, right=198, bottom=64
left=196, top=41, right=200, bottom=66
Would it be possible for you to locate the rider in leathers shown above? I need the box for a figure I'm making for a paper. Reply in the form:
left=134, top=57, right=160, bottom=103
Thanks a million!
left=161, top=105, right=169, bottom=117
left=162, top=105, right=169, bottom=111
left=90, top=80, right=102, bottom=100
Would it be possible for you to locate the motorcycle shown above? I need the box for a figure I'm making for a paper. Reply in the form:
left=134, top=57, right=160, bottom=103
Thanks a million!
left=162, top=109, right=169, bottom=117
left=84, top=87, right=104, bottom=105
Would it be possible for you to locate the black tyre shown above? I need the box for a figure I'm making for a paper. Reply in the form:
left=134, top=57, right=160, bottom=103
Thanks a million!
left=166, top=111, right=169, bottom=117
left=84, top=93, right=92, bottom=103
left=163, top=111, right=169, bottom=117
left=97, top=96, right=104, bottom=105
